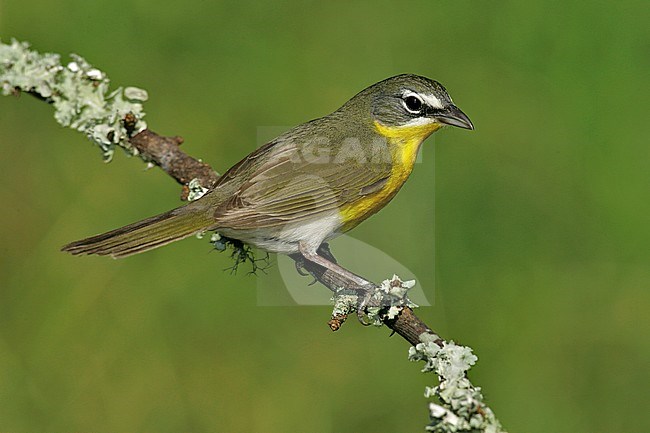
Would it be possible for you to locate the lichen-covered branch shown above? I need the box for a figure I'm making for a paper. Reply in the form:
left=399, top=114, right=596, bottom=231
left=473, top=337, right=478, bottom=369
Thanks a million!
left=409, top=335, right=504, bottom=432
left=0, top=38, right=147, bottom=161
left=295, top=264, right=505, bottom=432
left=0, top=39, right=218, bottom=199
left=0, top=39, right=506, bottom=433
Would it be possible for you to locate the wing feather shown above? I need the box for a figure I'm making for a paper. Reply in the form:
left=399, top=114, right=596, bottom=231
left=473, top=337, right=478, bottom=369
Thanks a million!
left=213, top=118, right=392, bottom=230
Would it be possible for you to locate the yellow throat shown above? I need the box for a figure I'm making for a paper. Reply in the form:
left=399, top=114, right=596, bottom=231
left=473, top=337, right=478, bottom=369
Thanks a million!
left=338, top=120, right=443, bottom=231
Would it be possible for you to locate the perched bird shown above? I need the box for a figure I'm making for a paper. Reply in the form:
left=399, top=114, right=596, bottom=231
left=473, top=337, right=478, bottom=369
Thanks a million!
left=62, top=74, right=473, bottom=287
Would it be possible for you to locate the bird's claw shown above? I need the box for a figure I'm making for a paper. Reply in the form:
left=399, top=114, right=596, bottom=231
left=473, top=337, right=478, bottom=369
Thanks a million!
left=294, top=258, right=310, bottom=276
left=355, top=285, right=375, bottom=326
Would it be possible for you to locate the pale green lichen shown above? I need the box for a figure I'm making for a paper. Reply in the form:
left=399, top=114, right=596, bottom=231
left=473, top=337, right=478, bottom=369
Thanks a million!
left=332, top=276, right=506, bottom=431
left=187, top=178, right=209, bottom=201
left=0, top=39, right=147, bottom=161
left=330, top=274, right=418, bottom=325
left=409, top=333, right=506, bottom=433
left=365, top=274, right=419, bottom=326
left=331, top=292, right=359, bottom=318
left=210, top=232, right=224, bottom=248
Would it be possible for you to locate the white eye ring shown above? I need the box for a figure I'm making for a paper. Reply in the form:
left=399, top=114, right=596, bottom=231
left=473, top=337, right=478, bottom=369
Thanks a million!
left=401, top=92, right=424, bottom=114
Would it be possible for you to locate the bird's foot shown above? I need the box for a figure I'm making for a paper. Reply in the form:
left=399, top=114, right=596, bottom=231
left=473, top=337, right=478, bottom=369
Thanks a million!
left=355, top=283, right=376, bottom=326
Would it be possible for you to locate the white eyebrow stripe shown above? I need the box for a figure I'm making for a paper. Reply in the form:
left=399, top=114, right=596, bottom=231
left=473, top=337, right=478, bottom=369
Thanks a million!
left=402, top=90, right=445, bottom=109
left=420, top=93, right=444, bottom=109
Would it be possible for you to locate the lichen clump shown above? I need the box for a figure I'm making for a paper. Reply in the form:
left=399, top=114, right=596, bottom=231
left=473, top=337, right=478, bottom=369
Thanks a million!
left=0, top=39, right=147, bottom=161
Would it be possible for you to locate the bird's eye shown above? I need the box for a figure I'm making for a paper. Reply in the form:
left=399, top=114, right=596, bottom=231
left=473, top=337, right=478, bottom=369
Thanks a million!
left=403, top=95, right=423, bottom=114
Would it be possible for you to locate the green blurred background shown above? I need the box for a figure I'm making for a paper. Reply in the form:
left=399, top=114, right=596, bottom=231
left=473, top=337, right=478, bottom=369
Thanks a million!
left=1, top=1, right=648, bottom=432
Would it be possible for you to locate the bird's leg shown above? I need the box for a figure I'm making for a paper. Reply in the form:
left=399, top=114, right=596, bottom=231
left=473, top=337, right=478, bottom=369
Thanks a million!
left=294, top=242, right=336, bottom=277
left=299, top=242, right=371, bottom=290
left=316, top=242, right=337, bottom=264
left=299, top=242, right=370, bottom=292
left=293, top=243, right=339, bottom=285
left=297, top=242, right=375, bottom=325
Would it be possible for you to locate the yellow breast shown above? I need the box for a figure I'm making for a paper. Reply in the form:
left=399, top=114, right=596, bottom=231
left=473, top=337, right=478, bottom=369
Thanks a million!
left=338, top=120, right=442, bottom=231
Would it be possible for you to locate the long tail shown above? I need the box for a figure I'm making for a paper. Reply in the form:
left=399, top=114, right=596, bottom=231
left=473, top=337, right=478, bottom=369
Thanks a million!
left=61, top=202, right=215, bottom=258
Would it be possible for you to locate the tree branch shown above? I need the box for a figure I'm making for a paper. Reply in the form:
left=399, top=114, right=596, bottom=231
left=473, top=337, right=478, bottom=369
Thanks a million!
left=128, top=128, right=220, bottom=200
left=1, top=38, right=506, bottom=433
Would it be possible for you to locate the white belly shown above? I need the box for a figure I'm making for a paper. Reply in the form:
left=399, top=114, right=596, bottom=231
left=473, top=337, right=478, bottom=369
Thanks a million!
left=217, top=211, right=343, bottom=254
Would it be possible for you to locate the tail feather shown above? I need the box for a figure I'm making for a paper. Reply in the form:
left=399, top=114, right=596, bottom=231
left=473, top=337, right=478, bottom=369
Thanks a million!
left=62, top=205, right=215, bottom=258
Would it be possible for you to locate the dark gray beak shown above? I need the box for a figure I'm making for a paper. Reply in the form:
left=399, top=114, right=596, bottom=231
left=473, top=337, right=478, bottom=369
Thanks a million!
left=436, top=105, right=474, bottom=130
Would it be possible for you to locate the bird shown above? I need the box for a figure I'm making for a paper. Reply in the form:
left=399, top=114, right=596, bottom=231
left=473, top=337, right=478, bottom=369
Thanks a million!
left=62, top=74, right=473, bottom=288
